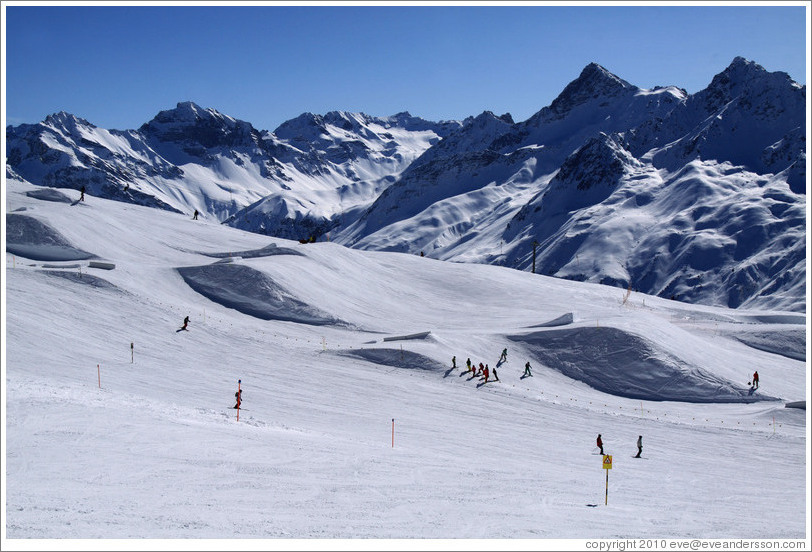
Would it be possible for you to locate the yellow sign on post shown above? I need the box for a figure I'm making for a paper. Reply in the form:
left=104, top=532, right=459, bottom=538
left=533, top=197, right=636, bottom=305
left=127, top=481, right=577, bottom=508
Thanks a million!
left=602, top=455, right=612, bottom=505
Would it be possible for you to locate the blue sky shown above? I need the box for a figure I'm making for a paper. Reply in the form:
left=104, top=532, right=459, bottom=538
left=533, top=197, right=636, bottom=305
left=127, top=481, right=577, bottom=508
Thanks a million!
left=3, top=2, right=809, bottom=132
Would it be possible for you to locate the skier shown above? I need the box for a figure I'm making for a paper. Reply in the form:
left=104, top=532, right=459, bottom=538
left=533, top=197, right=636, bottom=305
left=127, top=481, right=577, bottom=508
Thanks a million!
left=500, top=348, right=508, bottom=362
left=234, top=388, right=242, bottom=409
left=635, top=435, right=643, bottom=458
left=79, top=185, right=86, bottom=202
left=181, top=315, right=190, bottom=331
left=482, top=364, right=490, bottom=383
left=452, top=356, right=456, bottom=369
left=466, top=358, right=472, bottom=373
left=523, top=361, right=533, bottom=377
left=193, top=209, right=199, bottom=220
left=597, top=434, right=604, bottom=455
left=492, top=364, right=499, bottom=382
left=478, top=362, right=485, bottom=376
left=752, top=371, right=759, bottom=389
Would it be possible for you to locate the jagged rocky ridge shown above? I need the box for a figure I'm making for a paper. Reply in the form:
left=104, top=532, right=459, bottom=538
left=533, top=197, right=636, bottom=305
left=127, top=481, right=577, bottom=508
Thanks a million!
left=5, top=57, right=806, bottom=311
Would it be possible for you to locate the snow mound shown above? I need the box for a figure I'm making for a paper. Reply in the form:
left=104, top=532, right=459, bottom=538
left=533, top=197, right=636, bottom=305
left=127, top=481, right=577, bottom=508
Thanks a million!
left=729, top=329, right=806, bottom=361
left=39, top=269, right=127, bottom=293
left=199, top=243, right=304, bottom=259
left=526, top=312, right=574, bottom=328
left=335, top=347, right=447, bottom=373
left=176, top=262, right=346, bottom=326
left=508, top=326, right=778, bottom=403
left=382, top=331, right=432, bottom=342
left=5, top=213, right=97, bottom=261
left=734, top=313, right=806, bottom=325
left=25, top=188, right=73, bottom=203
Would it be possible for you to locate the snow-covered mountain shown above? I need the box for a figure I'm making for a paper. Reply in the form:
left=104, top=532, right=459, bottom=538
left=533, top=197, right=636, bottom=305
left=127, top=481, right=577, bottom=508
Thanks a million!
left=5, top=57, right=806, bottom=312
left=3, top=174, right=807, bottom=540
left=6, top=102, right=461, bottom=239
left=336, top=58, right=806, bottom=312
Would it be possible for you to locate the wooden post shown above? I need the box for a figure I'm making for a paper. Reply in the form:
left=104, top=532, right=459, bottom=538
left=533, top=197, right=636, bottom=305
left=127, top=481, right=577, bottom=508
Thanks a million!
left=391, top=418, right=395, bottom=448
left=532, top=240, right=539, bottom=273
left=97, top=364, right=101, bottom=388
left=605, top=469, right=609, bottom=505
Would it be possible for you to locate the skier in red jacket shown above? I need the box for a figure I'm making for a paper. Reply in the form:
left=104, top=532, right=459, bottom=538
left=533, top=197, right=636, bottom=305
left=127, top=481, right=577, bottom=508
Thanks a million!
left=752, top=371, right=759, bottom=389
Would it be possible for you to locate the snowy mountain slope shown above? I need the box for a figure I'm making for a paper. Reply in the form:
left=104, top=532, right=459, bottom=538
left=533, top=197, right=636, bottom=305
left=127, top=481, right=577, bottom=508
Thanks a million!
left=632, top=57, right=806, bottom=188
left=6, top=103, right=460, bottom=238
left=501, top=137, right=807, bottom=311
left=331, top=58, right=806, bottom=312
left=3, top=175, right=808, bottom=541
left=221, top=111, right=461, bottom=240
left=5, top=57, right=806, bottom=315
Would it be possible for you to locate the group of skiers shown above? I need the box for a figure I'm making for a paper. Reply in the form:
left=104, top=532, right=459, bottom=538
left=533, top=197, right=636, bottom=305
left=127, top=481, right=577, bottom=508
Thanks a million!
left=597, top=433, right=643, bottom=458
left=452, top=348, right=537, bottom=385
left=454, top=353, right=501, bottom=384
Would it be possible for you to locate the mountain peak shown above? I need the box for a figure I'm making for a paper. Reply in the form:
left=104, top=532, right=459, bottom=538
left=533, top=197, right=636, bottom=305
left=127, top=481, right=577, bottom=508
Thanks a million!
left=138, top=102, right=257, bottom=151
left=696, top=56, right=801, bottom=119
left=43, top=111, right=94, bottom=131
left=549, top=63, right=634, bottom=115
left=712, top=57, right=768, bottom=85
left=147, top=101, right=236, bottom=126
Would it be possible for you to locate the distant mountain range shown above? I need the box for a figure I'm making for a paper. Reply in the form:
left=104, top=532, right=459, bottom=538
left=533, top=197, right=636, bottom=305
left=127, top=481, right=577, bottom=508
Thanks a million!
left=6, top=56, right=806, bottom=312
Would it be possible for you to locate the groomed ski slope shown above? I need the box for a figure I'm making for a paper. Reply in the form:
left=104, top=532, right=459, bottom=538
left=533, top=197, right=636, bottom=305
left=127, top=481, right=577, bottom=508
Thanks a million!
left=3, top=177, right=808, bottom=544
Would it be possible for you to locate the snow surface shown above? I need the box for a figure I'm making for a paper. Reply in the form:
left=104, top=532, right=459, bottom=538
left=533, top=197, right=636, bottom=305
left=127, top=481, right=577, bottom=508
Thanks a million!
left=2, top=176, right=809, bottom=547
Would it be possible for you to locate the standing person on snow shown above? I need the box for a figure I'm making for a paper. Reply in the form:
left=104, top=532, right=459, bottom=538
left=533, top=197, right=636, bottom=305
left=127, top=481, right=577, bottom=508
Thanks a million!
left=193, top=209, right=199, bottom=220
left=482, top=364, right=490, bottom=383
left=452, top=356, right=456, bottom=369
left=752, top=371, right=759, bottom=389
left=500, top=348, right=508, bottom=362
left=523, top=361, right=533, bottom=377
left=234, top=388, right=242, bottom=409
left=492, top=364, right=499, bottom=382
left=79, top=185, right=86, bottom=202
left=181, top=316, right=190, bottom=331
left=466, top=358, right=472, bottom=373
left=635, top=435, right=643, bottom=458
left=478, top=362, right=485, bottom=376
left=597, top=434, right=604, bottom=455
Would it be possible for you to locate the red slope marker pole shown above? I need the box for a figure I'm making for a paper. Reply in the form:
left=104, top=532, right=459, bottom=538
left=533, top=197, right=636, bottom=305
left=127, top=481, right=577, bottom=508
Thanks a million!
left=237, top=379, right=241, bottom=421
